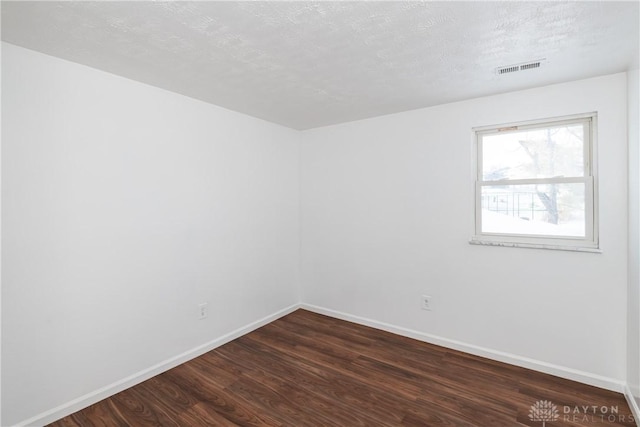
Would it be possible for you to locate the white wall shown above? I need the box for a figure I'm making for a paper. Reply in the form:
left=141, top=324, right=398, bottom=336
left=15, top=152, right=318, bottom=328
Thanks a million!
left=628, top=67, right=640, bottom=412
left=0, top=40, right=4, bottom=427
left=1, top=43, right=300, bottom=426
left=300, top=73, right=629, bottom=388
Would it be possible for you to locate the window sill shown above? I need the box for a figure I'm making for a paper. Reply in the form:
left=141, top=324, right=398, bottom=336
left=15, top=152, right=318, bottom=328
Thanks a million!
left=469, top=238, right=602, bottom=253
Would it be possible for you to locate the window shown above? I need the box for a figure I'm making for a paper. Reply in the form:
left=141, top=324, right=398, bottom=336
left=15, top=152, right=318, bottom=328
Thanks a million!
left=471, top=113, right=599, bottom=252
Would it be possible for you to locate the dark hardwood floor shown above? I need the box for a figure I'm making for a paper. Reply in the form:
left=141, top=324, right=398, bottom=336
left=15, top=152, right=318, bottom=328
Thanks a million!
left=49, top=310, right=634, bottom=426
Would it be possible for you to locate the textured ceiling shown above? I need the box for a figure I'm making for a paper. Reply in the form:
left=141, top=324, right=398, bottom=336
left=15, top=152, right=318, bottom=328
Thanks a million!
left=2, top=1, right=639, bottom=130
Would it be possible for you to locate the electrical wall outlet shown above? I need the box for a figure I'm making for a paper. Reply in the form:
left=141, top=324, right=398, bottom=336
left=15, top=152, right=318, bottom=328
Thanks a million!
left=198, top=303, right=208, bottom=320
left=421, top=295, right=432, bottom=311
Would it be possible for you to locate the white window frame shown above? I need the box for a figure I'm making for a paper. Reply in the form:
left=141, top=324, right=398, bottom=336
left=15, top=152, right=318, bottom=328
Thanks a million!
left=470, top=112, right=600, bottom=252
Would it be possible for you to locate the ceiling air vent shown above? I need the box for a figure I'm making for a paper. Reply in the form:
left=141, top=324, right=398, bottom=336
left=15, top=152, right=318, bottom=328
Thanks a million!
left=496, top=59, right=545, bottom=75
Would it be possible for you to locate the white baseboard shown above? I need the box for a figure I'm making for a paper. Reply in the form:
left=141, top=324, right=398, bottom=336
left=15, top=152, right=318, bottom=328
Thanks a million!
left=16, top=302, right=630, bottom=426
left=15, top=303, right=300, bottom=427
left=301, top=303, right=626, bottom=394
left=624, top=385, right=640, bottom=427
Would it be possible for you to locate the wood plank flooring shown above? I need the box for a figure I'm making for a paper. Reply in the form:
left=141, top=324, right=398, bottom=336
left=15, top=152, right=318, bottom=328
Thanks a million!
left=49, top=310, right=635, bottom=426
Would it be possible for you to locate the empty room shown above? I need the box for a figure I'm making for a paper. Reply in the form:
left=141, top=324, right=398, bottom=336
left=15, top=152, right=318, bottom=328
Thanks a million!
left=2, top=1, right=640, bottom=426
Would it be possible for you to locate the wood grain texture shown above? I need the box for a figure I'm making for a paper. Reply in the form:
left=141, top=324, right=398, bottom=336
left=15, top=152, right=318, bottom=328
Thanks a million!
left=48, top=310, right=634, bottom=426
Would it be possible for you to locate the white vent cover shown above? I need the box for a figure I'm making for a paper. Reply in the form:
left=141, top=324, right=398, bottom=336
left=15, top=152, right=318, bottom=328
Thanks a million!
left=496, top=59, right=546, bottom=75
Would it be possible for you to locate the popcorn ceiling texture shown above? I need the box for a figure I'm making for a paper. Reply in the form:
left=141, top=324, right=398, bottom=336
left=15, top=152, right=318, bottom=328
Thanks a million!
left=2, top=1, right=638, bottom=130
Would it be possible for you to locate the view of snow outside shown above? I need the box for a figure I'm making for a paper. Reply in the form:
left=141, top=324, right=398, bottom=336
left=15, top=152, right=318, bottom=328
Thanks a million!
left=480, top=124, right=586, bottom=237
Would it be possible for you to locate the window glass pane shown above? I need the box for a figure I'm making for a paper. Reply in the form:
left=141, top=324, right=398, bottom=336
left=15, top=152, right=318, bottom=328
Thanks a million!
left=480, top=183, right=585, bottom=237
left=482, top=124, right=584, bottom=180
